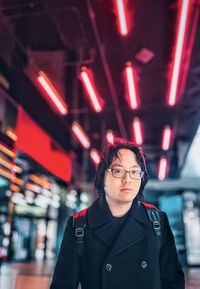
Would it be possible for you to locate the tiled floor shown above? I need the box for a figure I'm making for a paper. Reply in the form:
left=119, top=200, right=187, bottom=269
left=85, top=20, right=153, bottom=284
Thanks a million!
left=0, top=262, right=200, bottom=289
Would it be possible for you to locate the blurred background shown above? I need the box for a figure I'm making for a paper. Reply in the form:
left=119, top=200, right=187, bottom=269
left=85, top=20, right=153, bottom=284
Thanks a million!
left=0, top=0, right=200, bottom=288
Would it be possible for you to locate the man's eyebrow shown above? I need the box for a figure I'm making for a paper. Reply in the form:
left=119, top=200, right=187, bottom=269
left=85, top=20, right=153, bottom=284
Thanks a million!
left=111, top=164, right=140, bottom=168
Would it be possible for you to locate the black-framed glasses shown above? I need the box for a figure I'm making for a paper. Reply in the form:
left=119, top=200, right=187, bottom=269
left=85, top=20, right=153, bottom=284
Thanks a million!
left=107, top=168, right=144, bottom=180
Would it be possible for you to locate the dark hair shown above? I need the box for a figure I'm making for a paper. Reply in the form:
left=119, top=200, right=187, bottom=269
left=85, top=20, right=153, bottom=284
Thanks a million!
left=94, top=139, right=148, bottom=199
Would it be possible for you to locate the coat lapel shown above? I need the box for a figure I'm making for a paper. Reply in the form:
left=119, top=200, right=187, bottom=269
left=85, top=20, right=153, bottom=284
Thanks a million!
left=87, top=196, right=152, bottom=255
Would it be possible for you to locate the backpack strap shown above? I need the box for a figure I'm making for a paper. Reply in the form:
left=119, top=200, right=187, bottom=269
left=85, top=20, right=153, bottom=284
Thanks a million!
left=73, top=208, right=88, bottom=257
left=141, top=202, right=161, bottom=237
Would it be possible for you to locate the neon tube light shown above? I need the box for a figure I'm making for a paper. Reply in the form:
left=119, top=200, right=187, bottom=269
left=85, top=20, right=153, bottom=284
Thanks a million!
left=132, top=117, right=143, bottom=145
left=37, top=71, right=68, bottom=115
left=115, top=0, right=128, bottom=36
left=72, top=122, right=91, bottom=149
left=80, top=67, right=104, bottom=112
left=162, top=126, right=172, bottom=151
left=124, top=62, right=138, bottom=109
left=168, top=0, right=191, bottom=106
left=158, top=156, right=168, bottom=181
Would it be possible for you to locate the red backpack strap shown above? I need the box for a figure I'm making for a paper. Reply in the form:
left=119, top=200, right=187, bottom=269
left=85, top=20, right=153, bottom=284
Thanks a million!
left=141, top=202, right=161, bottom=237
left=73, top=208, right=88, bottom=245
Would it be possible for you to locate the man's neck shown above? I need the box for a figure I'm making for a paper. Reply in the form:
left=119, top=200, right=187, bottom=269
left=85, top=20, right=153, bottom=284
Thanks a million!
left=105, top=196, right=133, bottom=217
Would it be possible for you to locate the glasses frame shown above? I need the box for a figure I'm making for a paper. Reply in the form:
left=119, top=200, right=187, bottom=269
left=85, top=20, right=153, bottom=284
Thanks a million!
left=107, top=168, right=144, bottom=180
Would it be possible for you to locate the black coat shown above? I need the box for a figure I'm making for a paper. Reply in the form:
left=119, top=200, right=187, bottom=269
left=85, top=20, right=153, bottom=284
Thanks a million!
left=50, top=197, right=185, bottom=289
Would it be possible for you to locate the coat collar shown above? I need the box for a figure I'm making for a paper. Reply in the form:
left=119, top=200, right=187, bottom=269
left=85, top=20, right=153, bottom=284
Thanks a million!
left=87, top=196, right=151, bottom=228
left=87, top=196, right=152, bottom=257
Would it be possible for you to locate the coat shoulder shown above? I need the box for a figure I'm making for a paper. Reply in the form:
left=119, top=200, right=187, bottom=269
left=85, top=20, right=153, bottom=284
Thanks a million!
left=141, top=201, right=158, bottom=210
left=73, top=207, right=88, bottom=219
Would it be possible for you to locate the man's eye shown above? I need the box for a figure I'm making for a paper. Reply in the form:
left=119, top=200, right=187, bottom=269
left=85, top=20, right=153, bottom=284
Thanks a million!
left=113, top=169, right=121, bottom=174
left=132, top=170, right=140, bottom=175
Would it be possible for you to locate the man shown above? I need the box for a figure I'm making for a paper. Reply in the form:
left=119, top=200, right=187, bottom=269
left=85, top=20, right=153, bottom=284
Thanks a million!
left=50, top=140, right=185, bottom=289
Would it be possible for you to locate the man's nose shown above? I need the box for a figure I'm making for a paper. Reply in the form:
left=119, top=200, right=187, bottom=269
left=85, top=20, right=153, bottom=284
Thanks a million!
left=122, top=171, right=132, bottom=182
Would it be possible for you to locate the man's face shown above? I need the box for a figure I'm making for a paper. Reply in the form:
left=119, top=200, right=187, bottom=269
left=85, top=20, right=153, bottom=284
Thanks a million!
left=104, top=149, right=142, bottom=206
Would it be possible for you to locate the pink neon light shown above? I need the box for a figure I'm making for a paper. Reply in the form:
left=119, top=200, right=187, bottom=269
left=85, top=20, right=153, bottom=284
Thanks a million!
left=115, top=0, right=128, bottom=36
left=162, top=126, right=172, bottom=151
left=72, top=122, right=91, bottom=149
left=106, top=130, right=115, bottom=144
left=80, top=67, right=104, bottom=112
left=90, top=148, right=100, bottom=165
left=168, top=0, right=191, bottom=106
left=132, top=117, right=143, bottom=145
left=124, top=63, right=138, bottom=109
left=158, top=157, right=167, bottom=181
left=37, top=71, right=68, bottom=115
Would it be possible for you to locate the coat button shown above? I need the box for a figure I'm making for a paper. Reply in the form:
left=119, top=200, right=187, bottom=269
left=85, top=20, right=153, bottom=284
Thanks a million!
left=141, top=260, right=148, bottom=269
left=105, top=263, right=112, bottom=272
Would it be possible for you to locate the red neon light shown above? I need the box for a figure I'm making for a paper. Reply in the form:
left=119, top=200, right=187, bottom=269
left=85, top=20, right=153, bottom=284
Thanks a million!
left=72, top=122, right=91, bottom=149
left=90, top=148, right=100, bottom=165
left=80, top=67, right=104, bottom=112
left=132, top=117, right=143, bottom=145
left=124, top=62, right=138, bottom=109
left=158, top=156, right=168, bottom=181
left=114, top=0, right=128, bottom=36
left=167, top=0, right=191, bottom=106
left=37, top=71, right=68, bottom=115
left=162, top=126, right=172, bottom=151
left=106, top=130, right=115, bottom=144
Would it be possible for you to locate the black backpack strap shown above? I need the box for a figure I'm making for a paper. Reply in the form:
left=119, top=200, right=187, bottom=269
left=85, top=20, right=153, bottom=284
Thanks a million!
left=73, top=208, right=88, bottom=257
left=141, top=202, right=161, bottom=237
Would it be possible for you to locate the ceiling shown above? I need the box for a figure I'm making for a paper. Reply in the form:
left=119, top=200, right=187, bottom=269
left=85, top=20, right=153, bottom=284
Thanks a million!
left=0, top=0, right=200, bottom=182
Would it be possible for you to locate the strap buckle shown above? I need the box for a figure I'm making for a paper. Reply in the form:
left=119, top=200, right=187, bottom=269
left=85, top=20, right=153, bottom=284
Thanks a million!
left=153, top=221, right=161, bottom=230
left=75, top=227, right=84, bottom=238
left=153, top=221, right=161, bottom=236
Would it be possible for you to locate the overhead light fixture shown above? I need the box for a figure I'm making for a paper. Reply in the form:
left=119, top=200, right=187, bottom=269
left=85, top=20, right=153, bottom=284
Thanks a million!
left=0, top=167, right=11, bottom=180
left=158, top=156, right=168, bottom=181
left=6, top=128, right=18, bottom=142
left=11, top=193, right=27, bottom=206
left=114, top=0, right=129, bottom=36
left=90, top=148, right=100, bottom=165
left=13, top=165, right=23, bottom=174
left=26, top=182, right=41, bottom=194
left=162, top=126, right=172, bottom=151
left=80, top=67, right=104, bottom=113
left=0, top=143, right=15, bottom=158
left=0, top=157, right=22, bottom=173
left=10, top=176, right=24, bottom=186
left=132, top=117, right=143, bottom=145
left=37, top=71, right=68, bottom=116
left=29, top=174, right=51, bottom=189
left=106, top=130, right=115, bottom=144
left=10, top=184, right=20, bottom=192
left=124, top=62, right=139, bottom=109
left=72, top=121, right=91, bottom=149
left=167, top=0, right=191, bottom=106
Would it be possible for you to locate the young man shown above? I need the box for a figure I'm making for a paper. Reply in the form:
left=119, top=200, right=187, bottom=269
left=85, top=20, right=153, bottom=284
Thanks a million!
left=50, top=141, right=185, bottom=289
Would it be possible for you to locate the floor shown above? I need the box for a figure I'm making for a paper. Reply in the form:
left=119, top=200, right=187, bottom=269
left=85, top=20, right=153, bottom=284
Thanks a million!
left=0, top=261, right=200, bottom=289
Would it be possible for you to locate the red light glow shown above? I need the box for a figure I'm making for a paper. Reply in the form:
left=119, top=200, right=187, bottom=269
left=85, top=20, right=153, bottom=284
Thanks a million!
left=90, top=148, right=100, bottom=165
left=72, top=122, right=91, bottom=149
left=106, top=130, right=115, bottom=144
left=132, top=117, right=143, bottom=145
left=158, top=156, right=168, bottom=181
left=114, top=0, right=129, bottom=36
left=37, top=71, right=68, bottom=115
left=124, top=62, right=138, bottom=109
left=80, top=67, right=104, bottom=113
left=168, top=0, right=191, bottom=106
left=162, top=126, right=172, bottom=151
